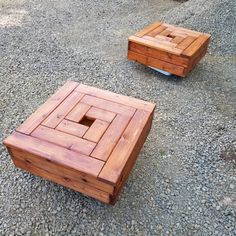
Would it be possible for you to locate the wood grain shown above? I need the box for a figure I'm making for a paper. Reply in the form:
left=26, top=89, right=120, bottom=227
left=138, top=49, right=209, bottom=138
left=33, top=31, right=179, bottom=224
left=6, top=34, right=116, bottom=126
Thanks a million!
left=16, top=81, right=79, bottom=134
left=56, top=119, right=88, bottom=137
left=83, top=119, right=109, bottom=143
left=91, top=114, right=131, bottom=161
left=41, top=91, right=84, bottom=128
left=76, top=84, right=156, bottom=113
left=4, top=132, right=104, bottom=177
left=86, top=107, right=116, bottom=122
left=31, top=125, right=96, bottom=155
left=135, top=22, right=162, bottom=37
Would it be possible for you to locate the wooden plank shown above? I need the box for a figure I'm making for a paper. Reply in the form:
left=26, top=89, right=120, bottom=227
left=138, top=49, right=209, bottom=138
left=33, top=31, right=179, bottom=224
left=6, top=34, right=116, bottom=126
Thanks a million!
left=128, top=41, right=189, bottom=67
left=146, top=24, right=166, bottom=37
left=80, top=95, right=136, bottom=117
left=176, top=36, right=196, bottom=50
left=154, top=35, right=172, bottom=42
left=10, top=147, right=114, bottom=194
left=98, top=110, right=151, bottom=185
left=128, top=50, right=185, bottom=77
left=16, top=81, right=79, bottom=135
left=75, top=84, right=156, bottom=113
left=110, top=111, right=154, bottom=204
left=169, top=31, right=188, bottom=38
left=41, top=91, right=84, bottom=128
left=159, top=29, right=172, bottom=36
left=4, top=132, right=104, bottom=177
left=86, top=107, right=116, bottom=123
left=162, top=23, right=202, bottom=37
left=12, top=157, right=111, bottom=204
left=142, top=35, right=177, bottom=47
left=31, top=125, right=96, bottom=156
left=66, top=102, right=91, bottom=123
left=91, top=114, right=131, bottom=161
left=135, top=22, right=162, bottom=37
left=171, top=36, right=184, bottom=44
left=83, top=119, right=110, bottom=143
left=129, top=35, right=182, bottom=55
left=56, top=119, right=88, bottom=137
left=182, top=34, right=210, bottom=57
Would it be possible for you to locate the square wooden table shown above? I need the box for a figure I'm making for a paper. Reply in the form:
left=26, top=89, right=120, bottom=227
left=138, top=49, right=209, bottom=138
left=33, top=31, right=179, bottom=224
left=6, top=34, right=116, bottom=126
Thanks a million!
left=128, top=22, right=211, bottom=77
left=4, top=81, right=155, bottom=204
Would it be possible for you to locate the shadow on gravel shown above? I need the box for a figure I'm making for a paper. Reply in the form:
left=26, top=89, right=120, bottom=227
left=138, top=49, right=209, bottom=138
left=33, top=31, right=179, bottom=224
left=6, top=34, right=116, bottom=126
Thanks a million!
left=220, top=147, right=236, bottom=166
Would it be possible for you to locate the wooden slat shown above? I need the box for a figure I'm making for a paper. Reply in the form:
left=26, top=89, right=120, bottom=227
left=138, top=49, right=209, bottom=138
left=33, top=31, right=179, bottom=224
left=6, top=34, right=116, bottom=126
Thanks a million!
left=154, top=35, right=172, bottom=42
left=86, top=107, right=116, bottom=123
left=110, top=111, right=154, bottom=204
left=171, top=36, right=184, bottom=44
left=129, top=35, right=182, bottom=55
left=4, top=132, right=104, bottom=177
left=128, top=41, right=189, bottom=67
left=83, top=119, right=109, bottom=143
left=56, top=119, right=88, bottom=137
left=162, top=23, right=202, bottom=37
left=12, top=157, right=111, bottom=204
left=176, top=36, right=196, bottom=50
left=75, top=84, right=155, bottom=113
left=16, top=81, right=79, bottom=135
left=31, top=125, right=96, bottom=156
left=142, top=35, right=177, bottom=47
left=98, top=110, right=151, bottom=185
left=66, top=102, right=91, bottom=122
left=80, top=95, right=136, bottom=117
left=135, top=22, right=162, bottom=37
left=169, top=31, right=188, bottom=38
left=146, top=24, right=166, bottom=37
left=159, top=29, right=172, bottom=36
left=10, top=147, right=114, bottom=194
left=128, top=50, right=185, bottom=77
left=91, top=114, right=131, bottom=161
left=182, top=34, right=210, bottom=57
left=41, top=91, right=84, bottom=128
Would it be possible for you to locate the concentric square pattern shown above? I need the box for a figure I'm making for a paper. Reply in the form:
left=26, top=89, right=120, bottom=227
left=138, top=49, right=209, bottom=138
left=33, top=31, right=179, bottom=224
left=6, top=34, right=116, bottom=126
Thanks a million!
left=4, top=81, right=155, bottom=204
left=128, top=22, right=211, bottom=77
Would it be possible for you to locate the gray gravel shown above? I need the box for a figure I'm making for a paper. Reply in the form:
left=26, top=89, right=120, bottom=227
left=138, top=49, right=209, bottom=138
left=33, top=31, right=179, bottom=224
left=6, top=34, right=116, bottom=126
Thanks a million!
left=0, top=0, right=236, bottom=235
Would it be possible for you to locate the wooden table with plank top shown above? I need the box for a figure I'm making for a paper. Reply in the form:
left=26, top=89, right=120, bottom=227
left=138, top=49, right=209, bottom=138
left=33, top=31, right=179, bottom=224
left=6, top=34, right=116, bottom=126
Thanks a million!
left=128, top=22, right=211, bottom=77
left=4, top=81, right=156, bottom=204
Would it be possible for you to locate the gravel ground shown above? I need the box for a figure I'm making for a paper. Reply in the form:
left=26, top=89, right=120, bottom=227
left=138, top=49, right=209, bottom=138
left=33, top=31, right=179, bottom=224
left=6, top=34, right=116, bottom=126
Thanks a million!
left=0, top=0, right=235, bottom=235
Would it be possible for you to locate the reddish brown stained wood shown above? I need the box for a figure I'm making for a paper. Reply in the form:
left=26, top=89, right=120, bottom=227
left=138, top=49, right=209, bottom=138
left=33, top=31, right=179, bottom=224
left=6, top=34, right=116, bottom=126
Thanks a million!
left=13, top=158, right=111, bottom=204
left=75, top=84, right=155, bottom=112
left=10, top=147, right=114, bottom=194
left=83, top=119, right=109, bottom=143
left=182, top=34, right=210, bottom=57
left=81, top=95, right=136, bottom=117
left=4, top=82, right=156, bottom=204
left=129, top=35, right=182, bottom=55
left=171, top=36, right=184, bottom=44
left=146, top=24, right=166, bottom=37
left=16, top=81, right=79, bottom=135
left=66, top=102, right=91, bottom=122
left=176, top=36, right=196, bottom=50
left=91, top=114, right=131, bottom=161
left=128, top=51, right=185, bottom=77
left=4, top=132, right=104, bottom=177
left=128, top=42, right=189, bottom=67
left=128, top=22, right=210, bottom=77
left=159, top=29, right=172, bottom=36
left=41, top=91, right=84, bottom=128
left=98, top=110, right=151, bottom=185
left=142, top=35, right=177, bottom=48
left=56, top=119, right=88, bottom=137
left=135, top=22, right=162, bottom=37
left=31, top=125, right=96, bottom=156
left=86, top=107, right=116, bottom=123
